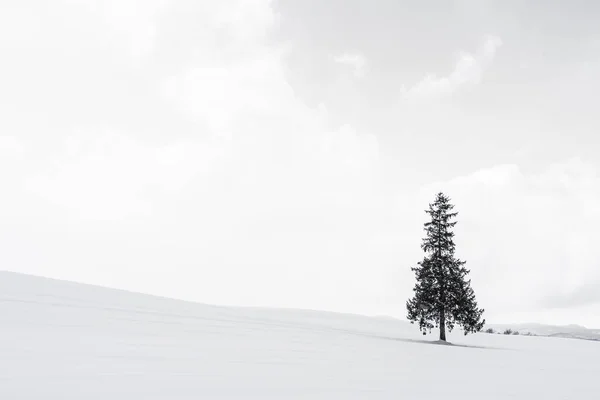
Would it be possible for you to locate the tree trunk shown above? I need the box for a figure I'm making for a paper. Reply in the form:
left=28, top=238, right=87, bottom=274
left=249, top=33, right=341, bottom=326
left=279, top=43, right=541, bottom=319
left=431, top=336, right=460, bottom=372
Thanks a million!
left=439, top=308, right=446, bottom=341
left=436, top=213, right=446, bottom=342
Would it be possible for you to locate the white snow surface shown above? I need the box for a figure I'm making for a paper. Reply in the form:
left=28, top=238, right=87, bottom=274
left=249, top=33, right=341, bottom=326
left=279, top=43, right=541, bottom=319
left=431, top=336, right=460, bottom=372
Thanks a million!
left=1, top=271, right=598, bottom=399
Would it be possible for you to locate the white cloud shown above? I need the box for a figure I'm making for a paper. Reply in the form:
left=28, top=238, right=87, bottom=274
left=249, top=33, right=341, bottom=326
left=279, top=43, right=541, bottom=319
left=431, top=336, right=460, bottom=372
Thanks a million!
left=418, top=158, right=600, bottom=321
left=0, top=1, right=165, bottom=59
left=94, top=0, right=167, bottom=58
left=23, top=128, right=239, bottom=221
left=402, top=35, right=502, bottom=100
left=0, top=136, right=24, bottom=157
left=1, top=0, right=385, bottom=316
left=2, top=1, right=599, bottom=328
left=164, top=49, right=296, bottom=135
left=162, top=2, right=380, bottom=190
left=333, top=52, right=367, bottom=78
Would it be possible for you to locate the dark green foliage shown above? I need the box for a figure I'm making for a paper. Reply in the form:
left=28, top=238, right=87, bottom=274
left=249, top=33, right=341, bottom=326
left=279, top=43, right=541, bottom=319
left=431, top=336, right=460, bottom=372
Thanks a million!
left=406, top=192, right=485, bottom=341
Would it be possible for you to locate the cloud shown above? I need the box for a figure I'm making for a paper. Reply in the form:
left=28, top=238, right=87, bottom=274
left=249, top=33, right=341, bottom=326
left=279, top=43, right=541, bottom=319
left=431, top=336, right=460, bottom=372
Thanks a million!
left=544, top=280, right=600, bottom=308
left=402, top=35, right=502, bottom=100
left=0, top=136, right=24, bottom=157
left=419, top=158, right=600, bottom=315
left=163, top=48, right=296, bottom=136
left=333, top=52, right=367, bottom=77
left=2, top=0, right=385, bottom=316
left=94, top=0, right=167, bottom=58
left=2, top=1, right=599, bottom=328
left=23, top=131, right=231, bottom=220
left=0, top=1, right=165, bottom=59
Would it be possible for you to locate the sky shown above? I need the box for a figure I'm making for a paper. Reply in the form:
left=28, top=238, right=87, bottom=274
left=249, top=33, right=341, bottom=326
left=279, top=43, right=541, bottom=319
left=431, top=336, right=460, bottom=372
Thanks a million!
left=1, top=0, right=599, bottom=328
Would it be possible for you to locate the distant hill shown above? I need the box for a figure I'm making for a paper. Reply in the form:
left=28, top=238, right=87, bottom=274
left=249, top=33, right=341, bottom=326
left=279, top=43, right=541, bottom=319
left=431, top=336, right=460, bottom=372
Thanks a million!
left=486, top=323, right=600, bottom=342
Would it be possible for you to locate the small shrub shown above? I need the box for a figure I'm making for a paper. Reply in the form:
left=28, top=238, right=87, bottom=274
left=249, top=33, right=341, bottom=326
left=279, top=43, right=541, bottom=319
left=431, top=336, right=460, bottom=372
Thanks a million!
left=485, top=328, right=495, bottom=334
left=503, top=328, right=513, bottom=335
left=512, top=331, right=520, bottom=335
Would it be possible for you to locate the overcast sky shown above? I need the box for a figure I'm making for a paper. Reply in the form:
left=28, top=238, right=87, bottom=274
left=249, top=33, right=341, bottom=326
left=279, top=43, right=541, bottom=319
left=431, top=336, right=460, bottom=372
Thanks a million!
left=1, top=0, right=599, bottom=328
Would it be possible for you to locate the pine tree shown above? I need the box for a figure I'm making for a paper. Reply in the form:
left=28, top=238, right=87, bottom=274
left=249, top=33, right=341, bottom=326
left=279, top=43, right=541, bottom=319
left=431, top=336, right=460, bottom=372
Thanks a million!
left=406, top=192, right=485, bottom=341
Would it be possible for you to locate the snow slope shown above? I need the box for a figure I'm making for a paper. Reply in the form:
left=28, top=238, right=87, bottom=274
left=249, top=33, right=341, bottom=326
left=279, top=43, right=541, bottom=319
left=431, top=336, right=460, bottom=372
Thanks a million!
left=1, top=271, right=598, bottom=399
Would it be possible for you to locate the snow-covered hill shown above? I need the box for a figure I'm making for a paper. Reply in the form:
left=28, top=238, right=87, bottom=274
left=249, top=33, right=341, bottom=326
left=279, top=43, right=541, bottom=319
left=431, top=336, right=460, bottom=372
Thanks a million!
left=485, top=322, right=600, bottom=341
left=1, top=271, right=598, bottom=399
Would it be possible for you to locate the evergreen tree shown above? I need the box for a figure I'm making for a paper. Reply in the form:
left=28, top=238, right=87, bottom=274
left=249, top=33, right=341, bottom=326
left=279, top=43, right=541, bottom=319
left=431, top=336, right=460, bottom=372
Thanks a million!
left=406, top=192, right=485, bottom=341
